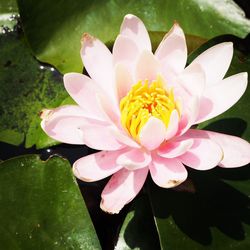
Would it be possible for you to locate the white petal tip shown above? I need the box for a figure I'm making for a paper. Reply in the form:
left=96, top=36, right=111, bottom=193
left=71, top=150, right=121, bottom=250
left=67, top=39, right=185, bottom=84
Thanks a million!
left=100, top=200, right=120, bottom=214
left=124, top=14, right=136, bottom=20
left=81, top=33, right=95, bottom=46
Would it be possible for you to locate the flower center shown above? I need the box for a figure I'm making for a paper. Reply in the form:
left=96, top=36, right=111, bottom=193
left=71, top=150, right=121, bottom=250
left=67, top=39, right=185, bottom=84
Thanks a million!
left=120, top=75, right=180, bottom=141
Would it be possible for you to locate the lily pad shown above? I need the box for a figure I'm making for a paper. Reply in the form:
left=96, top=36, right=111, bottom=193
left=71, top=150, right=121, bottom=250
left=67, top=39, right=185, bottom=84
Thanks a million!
left=0, top=31, right=69, bottom=148
left=17, top=0, right=250, bottom=73
left=0, top=154, right=100, bottom=249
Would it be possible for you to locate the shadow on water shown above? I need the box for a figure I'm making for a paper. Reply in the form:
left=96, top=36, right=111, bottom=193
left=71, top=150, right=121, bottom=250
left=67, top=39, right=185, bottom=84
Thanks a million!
left=144, top=163, right=250, bottom=247
left=202, top=118, right=247, bottom=137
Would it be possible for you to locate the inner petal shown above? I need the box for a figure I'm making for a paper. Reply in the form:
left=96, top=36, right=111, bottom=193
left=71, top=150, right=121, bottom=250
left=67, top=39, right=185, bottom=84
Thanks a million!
left=119, top=75, right=181, bottom=143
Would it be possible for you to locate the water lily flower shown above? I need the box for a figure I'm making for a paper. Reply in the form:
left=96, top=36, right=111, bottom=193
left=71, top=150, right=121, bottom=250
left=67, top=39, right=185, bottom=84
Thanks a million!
left=41, top=14, right=250, bottom=214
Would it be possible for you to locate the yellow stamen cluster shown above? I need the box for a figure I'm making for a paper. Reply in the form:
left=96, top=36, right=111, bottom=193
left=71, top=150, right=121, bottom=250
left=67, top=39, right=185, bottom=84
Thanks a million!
left=120, top=76, right=180, bottom=141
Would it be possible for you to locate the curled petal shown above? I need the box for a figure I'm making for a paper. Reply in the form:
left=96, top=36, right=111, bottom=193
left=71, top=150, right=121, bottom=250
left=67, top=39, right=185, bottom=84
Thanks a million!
left=190, top=42, right=233, bottom=86
left=150, top=155, right=188, bottom=188
left=41, top=105, right=87, bottom=144
left=196, top=72, right=248, bottom=123
left=100, top=167, right=148, bottom=214
left=139, top=117, right=166, bottom=151
left=178, top=138, right=223, bottom=170
left=120, top=14, right=151, bottom=51
left=116, top=148, right=151, bottom=170
left=185, top=129, right=250, bottom=168
left=73, top=150, right=124, bottom=182
left=155, top=23, right=187, bottom=74
left=158, top=139, right=193, bottom=158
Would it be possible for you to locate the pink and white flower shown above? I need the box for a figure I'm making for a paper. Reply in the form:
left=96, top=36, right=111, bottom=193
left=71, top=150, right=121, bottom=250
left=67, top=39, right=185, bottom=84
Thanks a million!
left=41, top=14, right=250, bottom=214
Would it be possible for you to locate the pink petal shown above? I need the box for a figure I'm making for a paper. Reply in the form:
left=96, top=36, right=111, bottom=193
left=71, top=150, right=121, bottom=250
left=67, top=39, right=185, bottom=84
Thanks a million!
left=178, top=138, right=223, bottom=170
left=73, top=150, right=124, bottom=182
left=100, top=167, right=148, bottom=214
left=177, top=63, right=205, bottom=96
left=80, top=33, right=115, bottom=99
left=158, top=139, right=193, bottom=158
left=155, top=23, right=187, bottom=74
left=139, top=117, right=166, bottom=151
left=136, top=50, right=160, bottom=82
left=177, top=97, right=199, bottom=136
left=116, top=148, right=151, bottom=170
left=185, top=129, right=250, bottom=168
left=190, top=42, right=233, bottom=86
left=120, top=14, right=151, bottom=52
left=41, top=105, right=87, bottom=144
left=165, top=109, right=179, bottom=140
left=196, top=72, right=248, bottom=123
left=150, top=155, right=187, bottom=188
left=81, top=123, right=124, bottom=151
left=113, top=35, right=139, bottom=66
left=115, top=63, right=133, bottom=101
left=112, top=129, right=141, bottom=149
left=63, top=73, right=106, bottom=120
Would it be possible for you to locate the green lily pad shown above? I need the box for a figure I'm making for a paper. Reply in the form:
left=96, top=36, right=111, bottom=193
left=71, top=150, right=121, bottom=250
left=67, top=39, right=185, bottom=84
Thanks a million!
left=147, top=166, right=250, bottom=250
left=17, top=0, right=250, bottom=73
left=0, top=0, right=18, bottom=30
left=0, top=31, right=69, bottom=148
left=115, top=194, right=161, bottom=250
left=0, top=154, right=101, bottom=249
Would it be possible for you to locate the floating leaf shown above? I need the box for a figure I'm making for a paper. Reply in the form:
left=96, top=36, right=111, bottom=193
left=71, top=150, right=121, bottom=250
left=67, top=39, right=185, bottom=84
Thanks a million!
left=0, top=32, right=69, bottom=148
left=0, top=154, right=101, bottom=249
left=17, top=0, right=250, bottom=73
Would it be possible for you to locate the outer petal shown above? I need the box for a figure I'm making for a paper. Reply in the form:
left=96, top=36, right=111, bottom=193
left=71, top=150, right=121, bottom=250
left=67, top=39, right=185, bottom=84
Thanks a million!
left=80, top=33, right=115, bottom=99
left=80, top=124, right=124, bottom=151
left=155, top=23, right=187, bottom=74
left=73, top=150, right=125, bottom=182
left=120, top=14, right=151, bottom=51
left=117, top=148, right=151, bottom=170
left=190, top=42, right=233, bottom=86
left=100, top=167, right=148, bottom=214
left=177, top=63, right=205, bottom=97
left=196, top=72, right=248, bottom=123
left=136, top=50, right=160, bottom=82
left=150, top=155, right=188, bottom=188
left=41, top=105, right=88, bottom=144
left=64, top=73, right=106, bottom=120
left=185, top=129, right=250, bottom=168
left=158, top=139, right=193, bottom=158
left=178, top=138, right=223, bottom=170
left=139, top=117, right=166, bottom=151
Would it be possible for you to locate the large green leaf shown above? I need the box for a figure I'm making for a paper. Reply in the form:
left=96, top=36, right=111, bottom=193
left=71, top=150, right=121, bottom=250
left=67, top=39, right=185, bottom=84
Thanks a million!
left=0, top=31, right=70, bottom=148
left=17, top=0, right=250, bottom=73
left=0, top=154, right=100, bottom=250
left=115, top=194, right=161, bottom=250
left=146, top=34, right=250, bottom=249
